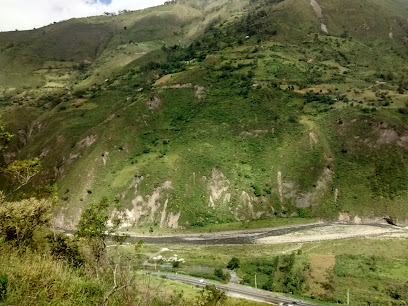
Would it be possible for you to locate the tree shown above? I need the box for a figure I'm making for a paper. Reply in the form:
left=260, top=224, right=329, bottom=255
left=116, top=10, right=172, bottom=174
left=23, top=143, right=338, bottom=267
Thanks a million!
left=1, top=158, right=42, bottom=193
left=227, top=257, right=240, bottom=270
left=0, top=126, right=13, bottom=152
left=75, top=197, right=128, bottom=278
left=197, top=285, right=226, bottom=306
left=0, top=125, right=43, bottom=196
left=46, top=232, right=84, bottom=268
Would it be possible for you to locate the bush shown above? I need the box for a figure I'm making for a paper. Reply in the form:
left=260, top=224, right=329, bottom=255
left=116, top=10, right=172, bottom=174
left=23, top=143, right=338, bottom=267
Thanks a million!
left=251, top=184, right=262, bottom=197
left=0, top=275, right=7, bottom=302
left=227, top=257, right=240, bottom=270
left=297, top=208, right=309, bottom=218
left=214, top=268, right=224, bottom=278
left=46, top=233, right=84, bottom=268
left=262, top=276, right=274, bottom=291
left=172, top=260, right=181, bottom=268
left=214, top=268, right=231, bottom=282
left=305, top=92, right=335, bottom=105
left=0, top=195, right=52, bottom=247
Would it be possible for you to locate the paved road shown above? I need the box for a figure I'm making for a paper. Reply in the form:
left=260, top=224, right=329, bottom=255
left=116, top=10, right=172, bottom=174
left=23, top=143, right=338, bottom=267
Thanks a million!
left=148, top=272, right=319, bottom=306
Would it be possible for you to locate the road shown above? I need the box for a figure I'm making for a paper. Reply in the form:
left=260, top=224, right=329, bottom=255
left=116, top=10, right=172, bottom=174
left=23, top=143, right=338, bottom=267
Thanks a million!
left=148, top=272, right=319, bottom=306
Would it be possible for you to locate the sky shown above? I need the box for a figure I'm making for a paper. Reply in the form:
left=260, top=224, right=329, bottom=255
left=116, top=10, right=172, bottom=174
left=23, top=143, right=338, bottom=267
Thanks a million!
left=0, top=0, right=167, bottom=32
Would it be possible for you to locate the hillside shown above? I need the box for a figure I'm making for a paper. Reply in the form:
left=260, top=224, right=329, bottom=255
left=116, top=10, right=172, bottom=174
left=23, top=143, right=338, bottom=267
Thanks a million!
left=1, top=0, right=408, bottom=230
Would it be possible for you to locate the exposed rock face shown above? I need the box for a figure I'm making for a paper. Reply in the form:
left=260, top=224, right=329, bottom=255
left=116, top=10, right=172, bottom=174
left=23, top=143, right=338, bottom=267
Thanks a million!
left=194, top=85, right=205, bottom=99
left=208, top=168, right=230, bottom=208
left=296, top=168, right=333, bottom=208
left=78, top=135, right=97, bottom=148
left=146, top=95, right=162, bottom=109
left=310, top=0, right=328, bottom=33
left=121, top=178, right=178, bottom=228
left=101, top=151, right=109, bottom=166
left=161, top=83, right=192, bottom=89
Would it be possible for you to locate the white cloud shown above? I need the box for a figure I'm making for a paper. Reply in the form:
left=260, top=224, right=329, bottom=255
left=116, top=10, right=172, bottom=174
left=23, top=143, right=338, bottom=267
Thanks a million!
left=0, top=0, right=167, bottom=32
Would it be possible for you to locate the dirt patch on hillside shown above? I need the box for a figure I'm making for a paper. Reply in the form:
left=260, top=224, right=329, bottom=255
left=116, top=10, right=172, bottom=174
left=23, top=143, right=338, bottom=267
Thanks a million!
left=277, top=171, right=283, bottom=203
left=73, top=99, right=86, bottom=107
left=374, top=126, right=408, bottom=149
left=102, top=151, right=109, bottom=166
left=194, top=85, right=205, bottom=99
left=161, top=83, right=193, bottom=89
left=377, top=129, right=399, bottom=145
left=146, top=95, right=162, bottom=109
left=295, top=88, right=329, bottom=94
left=240, top=130, right=269, bottom=137
left=309, top=131, right=318, bottom=147
left=306, top=254, right=335, bottom=299
left=78, top=135, right=96, bottom=148
left=154, top=74, right=173, bottom=85
left=310, top=0, right=323, bottom=18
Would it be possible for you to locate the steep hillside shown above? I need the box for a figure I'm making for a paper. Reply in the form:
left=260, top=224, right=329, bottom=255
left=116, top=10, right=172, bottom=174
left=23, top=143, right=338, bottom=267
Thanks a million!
left=1, top=0, right=408, bottom=230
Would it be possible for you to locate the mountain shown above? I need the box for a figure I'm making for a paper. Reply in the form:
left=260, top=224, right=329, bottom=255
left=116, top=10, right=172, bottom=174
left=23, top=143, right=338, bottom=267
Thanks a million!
left=1, top=0, right=408, bottom=230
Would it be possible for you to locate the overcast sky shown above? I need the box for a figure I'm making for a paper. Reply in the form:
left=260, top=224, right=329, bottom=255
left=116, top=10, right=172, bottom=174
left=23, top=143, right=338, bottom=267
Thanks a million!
left=0, top=0, right=167, bottom=32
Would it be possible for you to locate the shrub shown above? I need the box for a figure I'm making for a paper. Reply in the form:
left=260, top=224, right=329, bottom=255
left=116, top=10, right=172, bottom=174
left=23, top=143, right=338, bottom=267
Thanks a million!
left=0, top=275, right=7, bottom=302
left=214, top=268, right=230, bottom=282
left=227, top=257, right=240, bottom=270
left=46, top=233, right=84, bottom=268
left=251, top=184, right=262, bottom=197
left=172, top=261, right=181, bottom=268
left=0, top=195, right=52, bottom=247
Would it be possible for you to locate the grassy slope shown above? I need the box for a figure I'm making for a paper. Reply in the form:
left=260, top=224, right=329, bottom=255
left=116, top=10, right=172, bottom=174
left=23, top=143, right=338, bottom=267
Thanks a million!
left=1, top=0, right=408, bottom=228
left=0, top=244, right=264, bottom=305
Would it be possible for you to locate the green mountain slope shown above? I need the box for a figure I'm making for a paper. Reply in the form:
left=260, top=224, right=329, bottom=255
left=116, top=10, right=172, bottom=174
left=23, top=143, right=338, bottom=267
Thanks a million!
left=1, top=0, right=408, bottom=229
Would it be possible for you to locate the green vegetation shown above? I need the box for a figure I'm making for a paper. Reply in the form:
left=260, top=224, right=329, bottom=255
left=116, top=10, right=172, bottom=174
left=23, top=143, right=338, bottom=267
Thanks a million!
left=135, top=238, right=408, bottom=305
left=1, top=0, right=408, bottom=303
left=0, top=126, right=266, bottom=305
left=214, top=268, right=231, bottom=282
left=227, top=257, right=241, bottom=270
left=2, top=0, right=408, bottom=227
